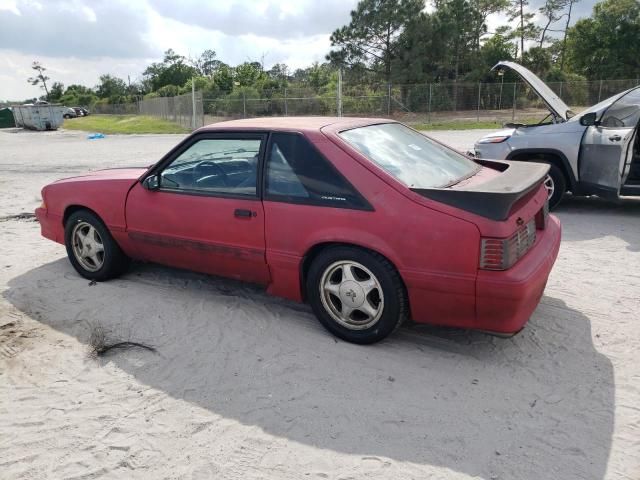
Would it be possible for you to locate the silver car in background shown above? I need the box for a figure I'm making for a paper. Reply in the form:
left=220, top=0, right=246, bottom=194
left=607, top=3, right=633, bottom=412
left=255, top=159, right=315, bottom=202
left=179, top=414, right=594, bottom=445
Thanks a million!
left=474, top=61, right=640, bottom=208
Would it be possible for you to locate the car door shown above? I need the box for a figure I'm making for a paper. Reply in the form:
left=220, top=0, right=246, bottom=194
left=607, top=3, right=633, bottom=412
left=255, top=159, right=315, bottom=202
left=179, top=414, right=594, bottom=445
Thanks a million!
left=125, top=132, right=271, bottom=285
left=579, top=88, right=640, bottom=198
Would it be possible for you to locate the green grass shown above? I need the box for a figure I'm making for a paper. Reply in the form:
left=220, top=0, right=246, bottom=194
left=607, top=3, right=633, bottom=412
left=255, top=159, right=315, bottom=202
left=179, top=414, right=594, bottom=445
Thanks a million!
left=63, top=115, right=189, bottom=134
left=63, top=115, right=502, bottom=134
left=411, top=120, right=504, bottom=130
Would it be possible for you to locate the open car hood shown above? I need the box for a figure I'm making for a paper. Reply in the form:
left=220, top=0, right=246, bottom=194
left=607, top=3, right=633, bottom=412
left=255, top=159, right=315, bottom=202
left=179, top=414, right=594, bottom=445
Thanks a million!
left=492, top=61, right=572, bottom=122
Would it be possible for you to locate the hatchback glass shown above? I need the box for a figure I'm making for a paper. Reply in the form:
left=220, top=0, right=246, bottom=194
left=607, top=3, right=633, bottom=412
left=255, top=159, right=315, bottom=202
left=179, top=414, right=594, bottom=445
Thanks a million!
left=340, top=123, right=480, bottom=188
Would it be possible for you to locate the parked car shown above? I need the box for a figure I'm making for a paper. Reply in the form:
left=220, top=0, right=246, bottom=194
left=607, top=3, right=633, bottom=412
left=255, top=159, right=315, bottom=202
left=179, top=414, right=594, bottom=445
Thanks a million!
left=63, top=107, right=77, bottom=119
left=73, top=107, right=89, bottom=117
left=474, top=61, right=640, bottom=208
left=35, top=118, right=560, bottom=344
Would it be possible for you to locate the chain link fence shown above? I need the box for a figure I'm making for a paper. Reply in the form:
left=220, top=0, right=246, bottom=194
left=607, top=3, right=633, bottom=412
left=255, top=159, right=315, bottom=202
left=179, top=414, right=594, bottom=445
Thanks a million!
left=92, top=78, right=640, bottom=130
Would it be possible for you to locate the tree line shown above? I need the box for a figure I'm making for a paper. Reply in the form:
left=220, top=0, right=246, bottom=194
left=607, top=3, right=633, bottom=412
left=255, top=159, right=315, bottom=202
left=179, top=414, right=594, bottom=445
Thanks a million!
left=23, top=0, right=640, bottom=108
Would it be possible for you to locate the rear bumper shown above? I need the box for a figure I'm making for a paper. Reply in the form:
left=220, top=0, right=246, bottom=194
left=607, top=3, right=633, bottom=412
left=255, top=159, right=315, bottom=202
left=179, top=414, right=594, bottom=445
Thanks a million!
left=404, top=215, right=560, bottom=333
left=475, top=215, right=561, bottom=333
left=35, top=207, right=64, bottom=244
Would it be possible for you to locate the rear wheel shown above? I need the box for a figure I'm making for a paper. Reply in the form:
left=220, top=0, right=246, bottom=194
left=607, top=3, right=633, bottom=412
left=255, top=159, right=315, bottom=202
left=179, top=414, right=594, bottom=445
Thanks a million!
left=306, top=246, right=407, bottom=344
left=64, top=210, right=130, bottom=281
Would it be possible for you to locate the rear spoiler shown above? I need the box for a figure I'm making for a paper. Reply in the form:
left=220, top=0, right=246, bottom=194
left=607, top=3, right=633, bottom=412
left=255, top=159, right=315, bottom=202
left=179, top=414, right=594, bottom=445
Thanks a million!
left=412, top=160, right=549, bottom=221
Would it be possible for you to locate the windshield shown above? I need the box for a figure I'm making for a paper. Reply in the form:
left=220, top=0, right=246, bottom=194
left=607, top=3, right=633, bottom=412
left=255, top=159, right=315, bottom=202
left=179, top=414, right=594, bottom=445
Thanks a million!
left=339, top=123, right=480, bottom=188
left=600, top=87, right=640, bottom=128
left=569, top=87, right=639, bottom=123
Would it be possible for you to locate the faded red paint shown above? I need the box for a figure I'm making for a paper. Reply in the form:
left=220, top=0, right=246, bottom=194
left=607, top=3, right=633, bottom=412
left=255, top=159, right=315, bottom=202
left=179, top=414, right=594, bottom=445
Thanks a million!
left=36, top=117, right=561, bottom=334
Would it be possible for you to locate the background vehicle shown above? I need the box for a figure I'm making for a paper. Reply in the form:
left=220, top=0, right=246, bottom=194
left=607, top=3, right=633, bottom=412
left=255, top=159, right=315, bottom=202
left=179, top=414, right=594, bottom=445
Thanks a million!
left=73, top=107, right=89, bottom=117
left=63, top=107, right=77, bottom=119
left=474, top=61, right=640, bottom=208
left=35, top=118, right=560, bottom=344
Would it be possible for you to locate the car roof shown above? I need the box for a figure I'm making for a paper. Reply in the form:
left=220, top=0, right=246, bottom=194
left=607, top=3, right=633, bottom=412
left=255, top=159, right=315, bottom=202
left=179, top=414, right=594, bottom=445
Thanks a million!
left=198, top=116, right=395, bottom=133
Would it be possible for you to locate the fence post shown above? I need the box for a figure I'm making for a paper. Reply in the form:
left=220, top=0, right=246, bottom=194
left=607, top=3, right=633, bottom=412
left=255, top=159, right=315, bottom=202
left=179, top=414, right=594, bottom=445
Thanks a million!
left=598, top=79, right=603, bottom=102
left=200, top=93, right=204, bottom=127
left=512, top=83, right=517, bottom=122
left=559, top=81, right=563, bottom=99
left=172, top=97, right=177, bottom=123
left=477, top=82, right=481, bottom=122
left=191, top=79, right=196, bottom=129
left=427, top=83, right=432, bottom=124
left=337, top=68, right=343, bottom=117
left=242, top=92, right=246, bottom=118
left=387, top=83, right=392, bottom=116
left=284, top=88, right=288, bottom=116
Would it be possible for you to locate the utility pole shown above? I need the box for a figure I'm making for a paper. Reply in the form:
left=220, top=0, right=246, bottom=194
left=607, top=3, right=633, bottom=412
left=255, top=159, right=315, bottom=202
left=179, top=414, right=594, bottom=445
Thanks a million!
left=520, top=0, right=524, bottom=59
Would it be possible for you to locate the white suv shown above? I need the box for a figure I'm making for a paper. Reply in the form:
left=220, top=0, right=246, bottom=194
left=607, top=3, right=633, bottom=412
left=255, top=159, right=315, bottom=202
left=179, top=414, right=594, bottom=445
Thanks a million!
left=474, top=61, right=640, bottom=208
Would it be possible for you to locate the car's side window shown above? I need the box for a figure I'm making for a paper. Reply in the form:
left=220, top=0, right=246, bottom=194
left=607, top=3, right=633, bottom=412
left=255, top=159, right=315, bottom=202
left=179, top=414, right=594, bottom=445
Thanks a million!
left=160, top=138, right=262, bottom=196
left=265, top=133, right=371, bottom=210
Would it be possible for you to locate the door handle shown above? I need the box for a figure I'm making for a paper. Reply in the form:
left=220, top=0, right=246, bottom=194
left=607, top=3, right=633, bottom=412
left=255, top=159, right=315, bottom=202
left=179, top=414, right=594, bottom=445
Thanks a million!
left=609, top=135, right=622, bottom=142
left=234, top=208, right=254, bottom=218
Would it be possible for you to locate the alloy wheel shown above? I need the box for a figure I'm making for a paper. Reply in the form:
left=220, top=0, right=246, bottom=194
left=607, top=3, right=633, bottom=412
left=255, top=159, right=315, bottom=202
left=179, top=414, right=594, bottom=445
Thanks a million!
left=543, top=173, right=555, bottom=200
left=71, top=221, right=105, bottom=272
left=319, top=260, right=384, bottom=330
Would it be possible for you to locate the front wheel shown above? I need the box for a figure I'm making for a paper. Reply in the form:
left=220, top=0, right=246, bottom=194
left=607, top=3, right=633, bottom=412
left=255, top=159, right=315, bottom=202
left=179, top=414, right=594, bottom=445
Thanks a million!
left=64, top=210, right=130, bottom=281
left=541, top=162, right=566, bottom=209
left=306, top=247, right=408, bottom=344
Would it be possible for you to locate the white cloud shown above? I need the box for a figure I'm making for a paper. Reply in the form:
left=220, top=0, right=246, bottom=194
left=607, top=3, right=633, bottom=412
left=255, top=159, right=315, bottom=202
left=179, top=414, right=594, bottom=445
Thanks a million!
left=0, top=0, right=20, bottom=15
left=0, top=50, right=151, bottom=101
left=0, top=0, right=598, bottom=100
left=146, top=0, right=355, bottom=39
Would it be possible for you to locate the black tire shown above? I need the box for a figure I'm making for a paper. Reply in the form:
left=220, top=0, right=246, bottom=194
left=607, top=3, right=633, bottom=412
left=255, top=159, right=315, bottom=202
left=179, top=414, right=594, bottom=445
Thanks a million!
left=64, top=210, right=130, bottom=281
left=540, top=162, right=566, bottom=209
left=306, top=246, right=408, bottom=344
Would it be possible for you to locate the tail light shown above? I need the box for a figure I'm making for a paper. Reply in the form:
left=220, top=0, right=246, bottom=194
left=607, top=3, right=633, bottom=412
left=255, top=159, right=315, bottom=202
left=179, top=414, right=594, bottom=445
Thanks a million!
left=480, top=219, right=537, bottom=270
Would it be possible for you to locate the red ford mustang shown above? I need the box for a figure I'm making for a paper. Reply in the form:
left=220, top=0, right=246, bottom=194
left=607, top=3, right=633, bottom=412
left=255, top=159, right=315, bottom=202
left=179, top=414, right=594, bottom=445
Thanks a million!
left=36, top=117, right=561, bottom=344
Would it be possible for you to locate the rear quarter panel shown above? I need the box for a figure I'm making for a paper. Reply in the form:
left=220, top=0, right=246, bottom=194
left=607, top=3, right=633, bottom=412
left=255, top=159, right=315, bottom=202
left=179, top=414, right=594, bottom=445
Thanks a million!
left=265, top=131, right=481, bottom=328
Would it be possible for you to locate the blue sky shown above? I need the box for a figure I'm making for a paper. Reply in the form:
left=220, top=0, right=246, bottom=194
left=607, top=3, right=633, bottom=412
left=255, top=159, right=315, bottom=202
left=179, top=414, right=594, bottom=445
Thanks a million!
left=0, top=0, right=597, bottom=100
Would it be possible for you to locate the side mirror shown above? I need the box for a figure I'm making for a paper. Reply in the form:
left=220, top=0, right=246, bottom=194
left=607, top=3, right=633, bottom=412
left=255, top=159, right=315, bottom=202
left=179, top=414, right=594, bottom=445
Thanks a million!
left=142, top=175, right=160, bottom=191
left=580, top=112, right=599, bottom=127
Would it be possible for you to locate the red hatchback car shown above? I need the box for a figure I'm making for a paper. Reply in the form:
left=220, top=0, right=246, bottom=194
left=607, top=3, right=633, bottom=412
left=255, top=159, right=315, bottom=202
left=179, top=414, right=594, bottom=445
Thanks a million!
left=36, top=117, right=561, bottom=344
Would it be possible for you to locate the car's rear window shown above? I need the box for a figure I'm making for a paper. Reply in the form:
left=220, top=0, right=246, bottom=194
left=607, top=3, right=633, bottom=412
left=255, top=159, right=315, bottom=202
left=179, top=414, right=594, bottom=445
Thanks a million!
left=339, top=123, right=480, bottom=188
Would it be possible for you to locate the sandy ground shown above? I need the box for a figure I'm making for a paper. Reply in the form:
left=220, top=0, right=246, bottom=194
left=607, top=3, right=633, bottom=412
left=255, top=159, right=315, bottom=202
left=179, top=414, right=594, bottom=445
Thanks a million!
left=0, top=128, right=639, bottom=480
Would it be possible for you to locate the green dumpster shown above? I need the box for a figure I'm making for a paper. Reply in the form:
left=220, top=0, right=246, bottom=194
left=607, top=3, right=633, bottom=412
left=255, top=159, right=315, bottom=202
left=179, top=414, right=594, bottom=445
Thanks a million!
left=0, top=108, right=15, bottom=128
